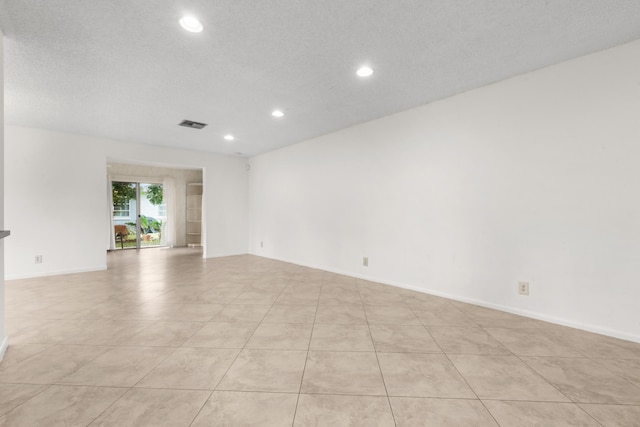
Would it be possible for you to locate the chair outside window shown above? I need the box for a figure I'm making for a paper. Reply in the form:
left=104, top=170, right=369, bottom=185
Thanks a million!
left=114, top=225, right=129, bottom=249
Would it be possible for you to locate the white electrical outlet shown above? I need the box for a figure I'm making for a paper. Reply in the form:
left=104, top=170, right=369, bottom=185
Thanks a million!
left=518, top=281, right=529, bottom=295
left=35, top=255, right=43, bottom=264
left=260, top=241, right=263, bottom=248
left=363, top=257, right=368, bottom=267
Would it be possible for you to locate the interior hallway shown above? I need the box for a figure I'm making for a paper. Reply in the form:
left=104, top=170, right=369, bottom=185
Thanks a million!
left=1, top=248, right=639, bottom=426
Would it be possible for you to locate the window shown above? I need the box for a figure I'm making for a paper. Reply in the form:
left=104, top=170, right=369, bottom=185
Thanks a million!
left=114, top=200, right=131, bottom=218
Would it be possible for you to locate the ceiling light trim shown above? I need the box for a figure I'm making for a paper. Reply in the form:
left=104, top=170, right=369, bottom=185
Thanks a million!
left=356, top=66, right=374, bottom=77
left=179, top=15, right=203, bottom=33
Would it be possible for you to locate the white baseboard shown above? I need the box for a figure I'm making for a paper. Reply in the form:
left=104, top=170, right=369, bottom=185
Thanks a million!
left=0, top=336, right=8, bottom=362
left=204, top=252, right=250, bottom=259
left=5, top=266, right=107, bottom=281
left=252, top=252, right=640, bottom=344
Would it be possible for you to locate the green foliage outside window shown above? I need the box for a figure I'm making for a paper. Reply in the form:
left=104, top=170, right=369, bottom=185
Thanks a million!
left=145, top=184, right=163, bottom=205
left=112, top=182, right=163, bottom=210
left=112, top=182, right=136, bottom=206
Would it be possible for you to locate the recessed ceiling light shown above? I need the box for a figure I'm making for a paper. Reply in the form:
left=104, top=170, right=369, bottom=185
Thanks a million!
left=224, top=134, right=235, bottom=141
left=179, top=16, right=203, bottom=33
left=272, top=110, right=284, bottom=118
left=356, top=66, right=374, bottom=77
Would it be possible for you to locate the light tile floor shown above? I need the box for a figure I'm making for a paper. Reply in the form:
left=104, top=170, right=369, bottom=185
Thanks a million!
left=1, top=248, right=640, bottom=426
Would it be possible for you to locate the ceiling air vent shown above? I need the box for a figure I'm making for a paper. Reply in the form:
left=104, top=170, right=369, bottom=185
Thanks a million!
left=179, top=120, right=208, bottom=129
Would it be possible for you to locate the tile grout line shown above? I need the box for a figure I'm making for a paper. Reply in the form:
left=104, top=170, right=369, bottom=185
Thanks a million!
left=88, top=275, right=251, bottom=426
left=482, top=332, right=585, bottom=419
left=189, top=273, right=292, bottom=426
left=572, top=403, right=607, bottom=427
left=405, top=301, right=503, bottom=427
left=0, top=383, right=55, bottom=420
left=588, top=357, right=640, bottom=393
left=475, top=323, right=619, bottom=414
left=507, top=349, right=579, bottom=405
left=86, top=385, right=133, bottom=425
left=0, top=344, right=56, bottom=372
left=83, top=344, right=183, bottom=425
left=358, top=279, right=398, bottom=427
left=291, top=274, right=323, bottom=427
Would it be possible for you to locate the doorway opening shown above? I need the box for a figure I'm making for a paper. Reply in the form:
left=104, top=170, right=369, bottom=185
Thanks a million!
left=112, top=181, right=166, bottom=249
left=106, top=161, right=204, bottom=253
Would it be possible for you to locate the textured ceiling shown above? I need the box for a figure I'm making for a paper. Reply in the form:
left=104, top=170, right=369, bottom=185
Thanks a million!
left=2, top=1, right=640, bottom=157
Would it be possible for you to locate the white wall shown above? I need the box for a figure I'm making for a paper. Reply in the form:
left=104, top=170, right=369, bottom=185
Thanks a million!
left=249, top=40, right=640, bottom=342
left=4, top=127, right=248, bottom=278
left=0, top=28, right=7, bottom=357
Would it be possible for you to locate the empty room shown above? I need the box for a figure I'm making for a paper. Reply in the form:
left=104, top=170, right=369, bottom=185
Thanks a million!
left=1, top=1, right=640, bottom=426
